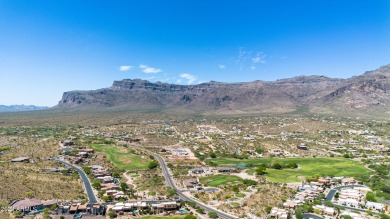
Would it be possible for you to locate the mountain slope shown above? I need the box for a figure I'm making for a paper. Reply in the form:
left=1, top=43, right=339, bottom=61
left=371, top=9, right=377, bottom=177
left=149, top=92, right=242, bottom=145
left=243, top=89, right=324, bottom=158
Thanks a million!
left=0, top=105, right=49, bottom=113
left=56, top=64, right=390, bottom=115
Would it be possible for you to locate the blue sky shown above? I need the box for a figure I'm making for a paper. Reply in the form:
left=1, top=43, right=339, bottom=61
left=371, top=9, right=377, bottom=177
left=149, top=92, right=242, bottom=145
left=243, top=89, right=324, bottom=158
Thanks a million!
left=0, top=0, right=389, bottom=106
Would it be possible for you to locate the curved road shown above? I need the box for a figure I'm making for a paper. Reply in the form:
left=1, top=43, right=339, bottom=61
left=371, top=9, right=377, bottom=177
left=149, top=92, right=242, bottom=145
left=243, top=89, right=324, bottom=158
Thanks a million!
left=135, top=147, right=238, bottom=219
left=54, top=159, right=98, bottom=203
left=325, top=185, right=369, bottom=213
left=303, top=213, right=323, bottom=219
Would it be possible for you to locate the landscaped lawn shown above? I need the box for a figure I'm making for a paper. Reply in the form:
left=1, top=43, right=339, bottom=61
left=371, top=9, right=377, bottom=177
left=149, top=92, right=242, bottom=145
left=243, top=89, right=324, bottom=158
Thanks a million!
left=235, top=193, right=246, bottom=198
left=230, top=202, right=241, bottom=207
left=207, top=158, right=371, bottom=183
left=199, top=174, right=243, bottom=187
left=91, top=144, right=149, bottom=170
left=148, top=191, right=156, bottom=196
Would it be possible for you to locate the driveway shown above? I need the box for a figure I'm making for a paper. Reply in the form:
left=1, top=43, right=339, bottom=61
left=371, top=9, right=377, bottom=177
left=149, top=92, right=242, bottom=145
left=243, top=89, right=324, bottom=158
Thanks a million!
left=55, top=159, right=98, bottom=203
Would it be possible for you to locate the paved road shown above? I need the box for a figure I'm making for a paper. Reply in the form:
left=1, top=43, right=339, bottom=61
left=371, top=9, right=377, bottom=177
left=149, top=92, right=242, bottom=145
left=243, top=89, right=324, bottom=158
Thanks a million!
left=221, top=140, right=241, bottom=155
left=325, top=185, right=369, bottom=213
left=135, top=147, right=238, bottom=219
left=54, top=159, right=98, bottom=203
left=325, top=185, right=365, bottom=201
left=303, top=213, right=323, bottom=219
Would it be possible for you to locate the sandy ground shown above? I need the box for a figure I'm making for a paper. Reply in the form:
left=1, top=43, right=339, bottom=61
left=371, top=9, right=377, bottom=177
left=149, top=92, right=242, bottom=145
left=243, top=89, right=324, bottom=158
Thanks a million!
left=231, top=171, right=257, bottom=180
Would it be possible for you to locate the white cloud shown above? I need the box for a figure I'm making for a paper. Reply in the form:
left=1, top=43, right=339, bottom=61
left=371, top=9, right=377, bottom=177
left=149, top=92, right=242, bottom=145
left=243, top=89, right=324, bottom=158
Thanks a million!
left=218, top=64, right=226, bottom=69
left=139, top=64, right=162, bottom=74
left=251, top=66, right=256, bottom=70
left=238, top=47, right=248, bottom=58
left=179, top=73, right=197, bottom=85
left=252, top=52, right=266, bottom=64
left=119, top=65, right=133, bottom=71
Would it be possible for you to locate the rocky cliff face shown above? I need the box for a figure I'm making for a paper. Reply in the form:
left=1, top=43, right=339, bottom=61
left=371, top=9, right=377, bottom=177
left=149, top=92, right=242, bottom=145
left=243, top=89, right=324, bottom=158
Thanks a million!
left=56, top=64, right=390, bottom=114
left=322, top=64, right=390, bottom=109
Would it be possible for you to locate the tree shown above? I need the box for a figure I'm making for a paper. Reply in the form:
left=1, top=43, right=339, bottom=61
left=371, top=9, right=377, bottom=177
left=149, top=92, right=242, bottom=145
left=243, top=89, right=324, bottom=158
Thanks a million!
left=108, top=210, right=117, bottom=219
left=49, top=204, right=57, bottom=211
left=365, top=210, right=373, bottom=216
left=102, top=195, right=113, bottom=202
left=272, top=163, right=283, bottom=170
left=265, top=206, right=272, bottom=214
left=120, top=182, right=129, bottom=193
left=232, top=185, right=239, bottom=193
left=196, top=207, right=205, bottom=214
left=167, top=186, right=176, bottom=198
left=324, top=200, right=333, bottom=207
left=92, top=181, right=101, bottom=189
left=208, top=212, right=218, bottom=218
left=255, top=147, right=265, bottom=154
left=287, top=162, right=298, bottom=169
left=42, top=208, right=51, bottom=219
left=366, top=191, right=377, bottom=202
left=296, top=211, right=303, bottom=219
left=82, top=166, right=91, bottom=174
left=148, top=160, right=159, bottom=169
left=209, top=152, right=217, bottom=158
left=184, top=215, right=197, bottom=219
left=255, top=166, right=266, bottom=175
left=313, top=209, right=322, bottom=214
left=243, top=179, right=257, bottom=186
left=188, top=202, right=196, bottom=208
left=379, top=213, right=390, bottom=219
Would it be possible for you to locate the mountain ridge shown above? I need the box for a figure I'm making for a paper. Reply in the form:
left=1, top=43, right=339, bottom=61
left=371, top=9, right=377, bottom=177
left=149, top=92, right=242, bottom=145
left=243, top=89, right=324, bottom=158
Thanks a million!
left=56, top=64, right=390, bottom=115
left=0, top=104, right=49, bottom=113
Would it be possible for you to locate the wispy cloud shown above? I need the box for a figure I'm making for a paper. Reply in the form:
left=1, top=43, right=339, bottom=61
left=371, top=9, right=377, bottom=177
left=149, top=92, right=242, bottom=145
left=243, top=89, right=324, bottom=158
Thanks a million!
left=139, top=64, right=162, bottom=74
left=252, top=52, right=266, bottom=64
left=179, top=73, right=197, bottom=85
left=234, top=48, right=266, bottom=70
left=119, top=65, right=133, bottom=71
left=218, top=64, right=226, bottom=69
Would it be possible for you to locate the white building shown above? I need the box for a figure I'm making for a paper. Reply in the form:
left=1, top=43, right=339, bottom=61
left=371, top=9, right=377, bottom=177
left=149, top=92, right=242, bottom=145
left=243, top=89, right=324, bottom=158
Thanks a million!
left=365, top=201, right=383, bottom=211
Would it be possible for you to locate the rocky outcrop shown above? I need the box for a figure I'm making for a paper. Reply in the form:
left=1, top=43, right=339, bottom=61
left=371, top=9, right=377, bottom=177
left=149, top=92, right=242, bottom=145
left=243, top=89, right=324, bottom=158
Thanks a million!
left=56, top=64, right=390, bottom=114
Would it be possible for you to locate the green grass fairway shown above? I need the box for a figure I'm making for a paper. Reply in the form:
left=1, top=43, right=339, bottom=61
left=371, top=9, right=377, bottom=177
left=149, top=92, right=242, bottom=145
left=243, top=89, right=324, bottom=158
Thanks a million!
left=91, top=144, right=149, bottom=170
left=208, top=158, right=371, bottom=183
left=200, top=174, right=243, bottom=187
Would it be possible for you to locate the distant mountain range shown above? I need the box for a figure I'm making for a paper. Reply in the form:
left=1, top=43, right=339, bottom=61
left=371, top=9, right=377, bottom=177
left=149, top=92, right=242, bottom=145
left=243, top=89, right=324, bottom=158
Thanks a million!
left=55, top=64, right=390, bottom=116
left=0, top=105, right=49, bottom=112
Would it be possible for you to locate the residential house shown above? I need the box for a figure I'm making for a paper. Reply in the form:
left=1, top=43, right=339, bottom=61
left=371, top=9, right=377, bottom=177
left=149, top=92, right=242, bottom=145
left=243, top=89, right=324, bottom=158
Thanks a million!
left=313, top=205, right=335, bottom=216
left=269, top=207, right=288, bottom=219
left=295, top=190, right=320, bottom=202
left=318, top=177, right=332, bottom=185
left=283, top=200, right=300, bottom=209
left=217, top=167, right=238, bottom=173
left=10, top=157, right=29, bottom=162
left=11, top=198, right=43, bottom=213
left=339, top=188, right=363, bottom=202
left=337, top=198, right=360, bottom=208
left=365, top=201, right=383, bottom=211
left=341, top=178, right=356, bottom=185
left=69, top=204, right=79, bottom=214
left=297, top=145, right=308, bottom=150
left=189, top=167, right=204, bottom=175
left=184, top=179, right=198, bottom=188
